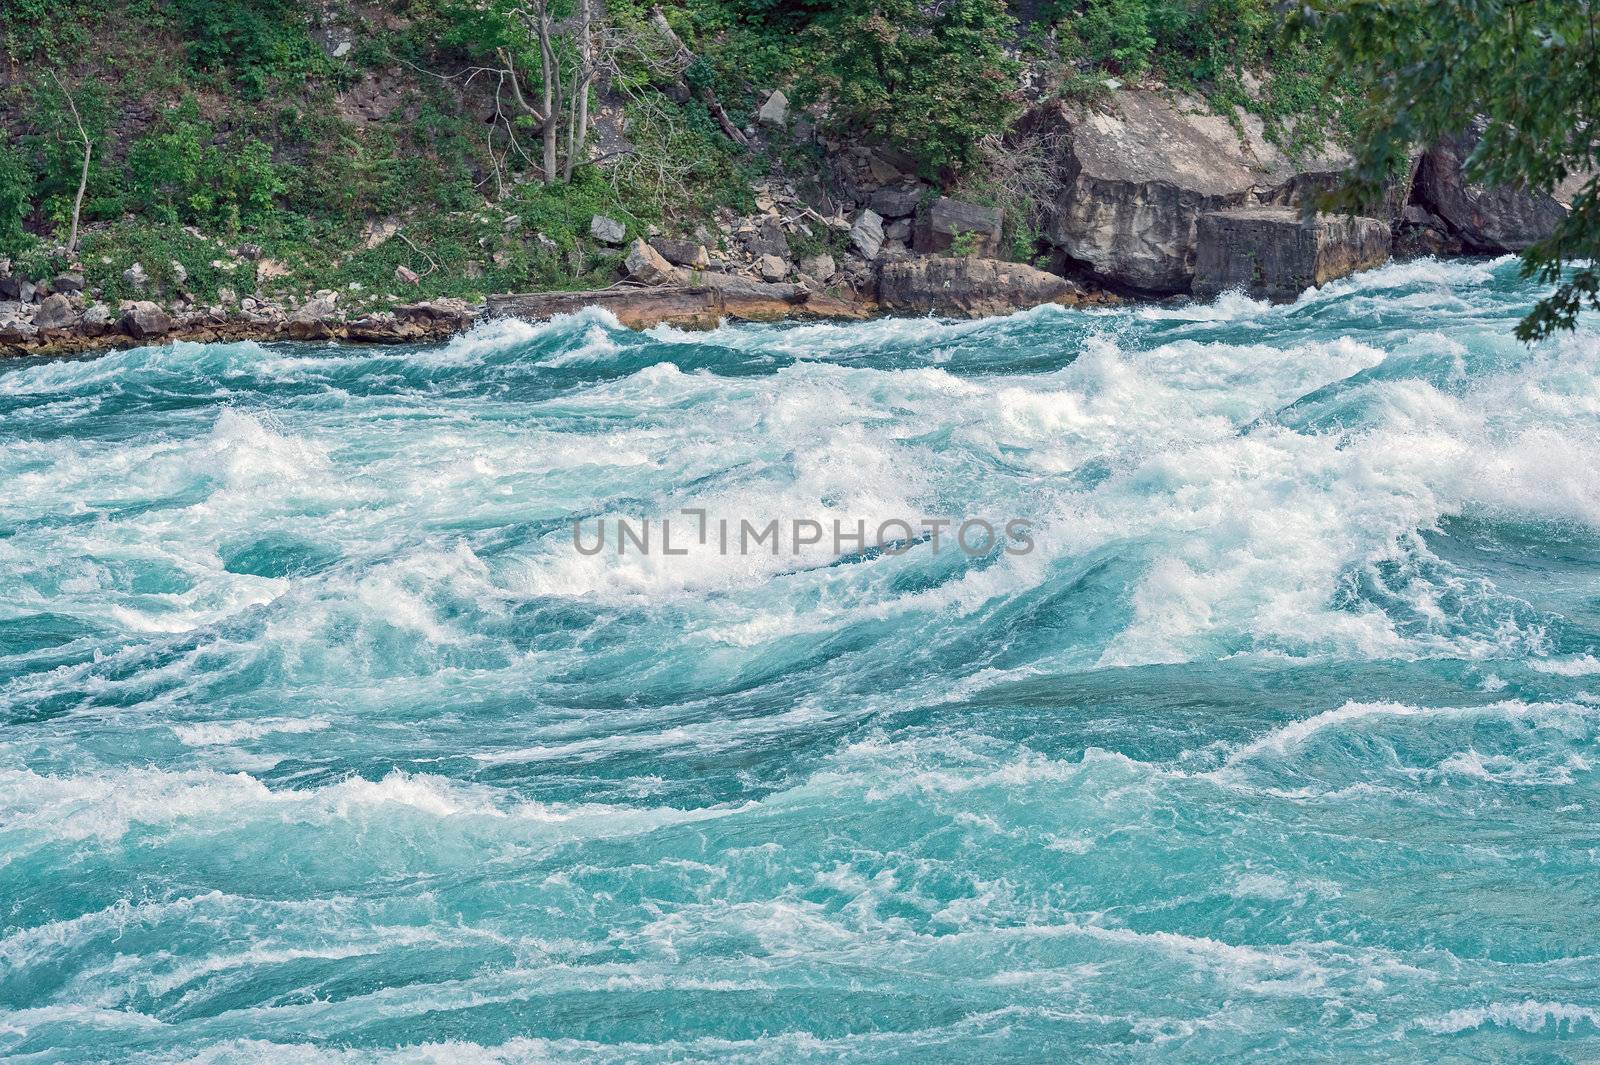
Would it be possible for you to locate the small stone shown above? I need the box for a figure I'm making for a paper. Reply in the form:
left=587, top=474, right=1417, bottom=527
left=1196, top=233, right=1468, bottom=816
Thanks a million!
left=464, top=260, right=484, bottom=280
left=590, top=214, right=627, bottom=245
left=757, top=89, right=788, bottom=127
left=123, top=262, right=149, bottom=289
left=217, top=287, right=238, bottom=305
left=395, top=264, right=421, bottom=285
left=241, top=297, right=258, bottom=311
left=170, top=260, right=188, bottom=286
left=237, top=243, right=264, bottom=261
left=51, top=272, right=84, bottom=293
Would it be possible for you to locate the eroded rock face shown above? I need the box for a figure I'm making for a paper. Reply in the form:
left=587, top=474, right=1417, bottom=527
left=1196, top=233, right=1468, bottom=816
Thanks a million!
left=1191, top=207, right=1389, bottom=302
left=877, top=257, right=1082, bottom=318
left=1416, top=118, right=1567, bottom=252
left=1038, top=91, right=1353, bottom=294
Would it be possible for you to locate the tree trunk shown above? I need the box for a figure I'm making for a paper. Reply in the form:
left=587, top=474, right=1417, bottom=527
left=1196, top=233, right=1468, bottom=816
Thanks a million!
left=562, top=0, right=595, bottom=183
left=51, top=71, right=92, bottom=255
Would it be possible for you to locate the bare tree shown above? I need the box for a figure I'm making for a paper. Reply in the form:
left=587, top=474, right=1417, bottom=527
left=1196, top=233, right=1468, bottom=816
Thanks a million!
left=51, top=71, right=91, bottom=255
left=562, top=0, right=598, bottom=183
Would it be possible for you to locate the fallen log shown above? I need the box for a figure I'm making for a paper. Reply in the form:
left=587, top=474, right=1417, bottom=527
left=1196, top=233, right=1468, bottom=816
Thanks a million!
left=487, top=279, right=870, bottom=330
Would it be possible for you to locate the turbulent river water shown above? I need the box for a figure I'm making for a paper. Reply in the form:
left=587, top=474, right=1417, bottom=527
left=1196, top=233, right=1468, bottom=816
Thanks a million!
left=4, top=256, right=1600, bottom=1062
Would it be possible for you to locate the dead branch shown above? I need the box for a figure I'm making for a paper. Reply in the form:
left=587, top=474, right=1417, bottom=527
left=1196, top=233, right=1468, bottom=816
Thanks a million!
left=647, top=6, right=749, bottom=148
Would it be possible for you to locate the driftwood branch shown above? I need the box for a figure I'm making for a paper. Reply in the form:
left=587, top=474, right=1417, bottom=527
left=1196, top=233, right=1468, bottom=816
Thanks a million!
left=648, top=6, right=749, bottom=148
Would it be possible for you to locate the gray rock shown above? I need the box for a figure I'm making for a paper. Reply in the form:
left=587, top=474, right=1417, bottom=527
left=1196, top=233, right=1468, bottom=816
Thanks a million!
left=624, top=238, right=684, bottom=286
left=757, top=89, right=788, bottom=127
left=886, top=218, right=913, bottom=243
left=33, top=293, right=78, bottom=330
left=756, top=254, right=789, bottom=281
left=651, top=237, right=710, bottom=269
left=913, top=197, right=1004, bottom=258
left=237, top=243, right=264, bottom=261
left=799, top=253, right=836, bottom=281
left=878, top=257, right=1083, bottom=318
left=0, top=318, right=37, bottom=344
left=395, top=264, right=420, bottom=285
left=867, top=185, right=925, bottom=219
left=120, top=300, right=172, bottom=339
left=0, top=275, right=23, bottom=301
left=80, top=302, right=112, bottom=336
left=217, top=286, right=238, bottom=305
left=849, top=209, right=885, bottom=261
left=1038, top=90, right=1355, bottom=293
left=170, top=260, right=188, bottom=286
left=742, top=216, right=790, bottom=258
left=51, top=272, right=84, bottom=293
left=287, top=297, right=339, bottom=340
left=1415, top=117, right=1568, bottom=252
left=1191, top=207, right=1390, bottom=302
left=590, top=214, right=627, bottom=245
left=123, top=262, right=149, bottom=289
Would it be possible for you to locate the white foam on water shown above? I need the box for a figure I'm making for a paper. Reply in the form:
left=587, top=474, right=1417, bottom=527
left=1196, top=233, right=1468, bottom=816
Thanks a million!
left=1413, top=999, right=1600, bottom=1035
left=171, top=716, right=332, bottom=746
left=0, top=765, right=745, bottom=846
left=1529, top=653, right=1600, bottom=676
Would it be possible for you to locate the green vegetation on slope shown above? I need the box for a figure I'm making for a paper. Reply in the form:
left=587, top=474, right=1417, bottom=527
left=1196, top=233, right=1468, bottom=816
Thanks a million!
left=0, top=0, right=1347, bottom=305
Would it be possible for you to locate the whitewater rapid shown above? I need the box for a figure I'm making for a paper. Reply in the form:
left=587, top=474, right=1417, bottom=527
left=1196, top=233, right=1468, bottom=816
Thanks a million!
left=4, top=256, right=1600, bottom=1062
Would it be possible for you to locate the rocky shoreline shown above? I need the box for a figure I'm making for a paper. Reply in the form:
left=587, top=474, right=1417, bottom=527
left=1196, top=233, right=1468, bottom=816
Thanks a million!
left=3, top=89, right=1578, bottom=360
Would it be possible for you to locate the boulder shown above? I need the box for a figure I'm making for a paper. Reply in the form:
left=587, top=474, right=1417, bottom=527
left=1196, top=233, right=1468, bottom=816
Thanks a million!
left=651, top=237, right=710, bottom=269
left=119, top=300, right=172, bottom=339
left=33, top=293, right=78, bottom=331
left=123, top=262, right=149, bottom=290
left=742, top=216, right=790, bottom=258
left=590, top=213, right=627, bottom=245
left=1415, top=117, right=1567, bottom=252
left=757, top=89, right=788, bottom=127
left=51, top=272, right=84, bottom=294
left=0, top=318, right=37, bottom=345
left=756, top=254, right=789, bottom=281
left=624, top=238, right=684, bottom=286
left=286, top=296, right=339, bottom=339
left=1037, top=91, right=1354, bottom=294
left=80, top=302, right=112, bottom=337
left=849, top=209, right=885, bottom=260
left=0, top=275, right=28, bottom=301
left=878, top=257, right=1083, bottom=318
left=1192, top=207, right=1390, bottom=302
left=913, top=197, right=1004, bottom=258
left=799, top=253, right=836, bottom=281
left=867, top=185, right=925, bottom=219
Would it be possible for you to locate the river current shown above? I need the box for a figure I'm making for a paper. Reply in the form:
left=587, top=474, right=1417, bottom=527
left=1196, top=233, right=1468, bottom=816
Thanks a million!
left=4, top=256, right=1600, bottom=1062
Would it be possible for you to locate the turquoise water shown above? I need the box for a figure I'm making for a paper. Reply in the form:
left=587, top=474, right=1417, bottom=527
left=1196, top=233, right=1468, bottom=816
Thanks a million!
left=4, top=256, right=1600, bottom=1062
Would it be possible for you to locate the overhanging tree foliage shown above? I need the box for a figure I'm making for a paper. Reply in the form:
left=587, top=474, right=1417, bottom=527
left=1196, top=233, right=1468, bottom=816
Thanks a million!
left=1294, top=0, right=1600, bottom=341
